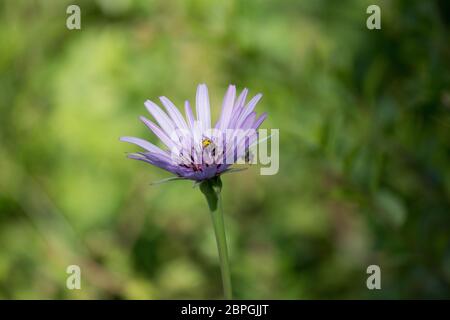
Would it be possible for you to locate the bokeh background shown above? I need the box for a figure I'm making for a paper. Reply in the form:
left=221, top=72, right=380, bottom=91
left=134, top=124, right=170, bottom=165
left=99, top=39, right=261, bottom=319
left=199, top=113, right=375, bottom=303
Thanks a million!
left=0, top=0, right=449, bottom=299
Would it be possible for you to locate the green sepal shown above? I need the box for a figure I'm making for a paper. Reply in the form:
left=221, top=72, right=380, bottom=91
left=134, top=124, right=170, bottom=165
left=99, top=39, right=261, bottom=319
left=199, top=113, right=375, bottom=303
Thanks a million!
left=199, top=176, right=222, bottom=211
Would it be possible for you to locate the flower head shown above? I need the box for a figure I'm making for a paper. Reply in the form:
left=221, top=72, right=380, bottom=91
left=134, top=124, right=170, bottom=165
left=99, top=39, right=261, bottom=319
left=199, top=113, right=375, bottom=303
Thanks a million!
left=120, top=84, right=267, bottom=181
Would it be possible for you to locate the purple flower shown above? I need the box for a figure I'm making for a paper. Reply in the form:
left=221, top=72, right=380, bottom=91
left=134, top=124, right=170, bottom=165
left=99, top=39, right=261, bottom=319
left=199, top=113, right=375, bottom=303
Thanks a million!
left=120, top=84, right=267, bottom=181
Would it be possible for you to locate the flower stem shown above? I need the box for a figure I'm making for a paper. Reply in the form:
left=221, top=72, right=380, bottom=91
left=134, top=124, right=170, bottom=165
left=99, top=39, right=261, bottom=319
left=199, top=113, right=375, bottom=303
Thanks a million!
left=200, top=177, right=232, bottom=299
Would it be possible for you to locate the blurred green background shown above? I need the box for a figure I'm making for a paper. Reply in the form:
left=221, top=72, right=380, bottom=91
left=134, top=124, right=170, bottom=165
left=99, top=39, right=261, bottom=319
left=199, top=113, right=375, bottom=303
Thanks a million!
left=0, top=0, right=449, bottom=299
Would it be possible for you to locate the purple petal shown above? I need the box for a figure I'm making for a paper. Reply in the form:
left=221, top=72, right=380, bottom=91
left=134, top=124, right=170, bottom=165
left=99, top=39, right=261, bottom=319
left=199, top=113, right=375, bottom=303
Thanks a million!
left=159, top=96, right=188, bottom=130
left=144, top=100, right=175, bottom=136
left=235, top=88, right=249, bottom=110
left=241, top=112, right=256, bottom=129
left=252, top=112, right=267, bottom=129
left=227, top=88, right=248, bottom=129
left=218, top=85, right=236, bottom=131
left=235, top=93, right=262, bottom=129
left=139, top=116, right=178, bottom=149
left=196, top=84, right=211, bottom=131
left=128, top=152, right=178, bottom=175
left=185, top=100, right=195, bottom=129
left=120, top=136, right=169, bottom=158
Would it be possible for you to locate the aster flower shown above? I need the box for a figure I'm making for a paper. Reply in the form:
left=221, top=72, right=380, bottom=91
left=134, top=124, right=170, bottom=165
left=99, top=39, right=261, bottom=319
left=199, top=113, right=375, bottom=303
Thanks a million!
left=120, top=84, right=268, bottom=299
left=120, top=84, right=267, bottom=182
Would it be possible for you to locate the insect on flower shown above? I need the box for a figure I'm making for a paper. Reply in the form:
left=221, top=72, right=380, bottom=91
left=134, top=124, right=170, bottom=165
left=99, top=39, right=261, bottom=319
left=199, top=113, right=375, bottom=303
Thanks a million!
left=120, top=84, right=267, bottom=182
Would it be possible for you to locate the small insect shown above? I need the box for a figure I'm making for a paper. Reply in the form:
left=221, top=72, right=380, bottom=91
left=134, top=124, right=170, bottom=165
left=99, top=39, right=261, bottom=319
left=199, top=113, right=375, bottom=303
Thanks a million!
left=202, top=138, right=213, bottom=149
left=202, top=138, right=217, bottom=158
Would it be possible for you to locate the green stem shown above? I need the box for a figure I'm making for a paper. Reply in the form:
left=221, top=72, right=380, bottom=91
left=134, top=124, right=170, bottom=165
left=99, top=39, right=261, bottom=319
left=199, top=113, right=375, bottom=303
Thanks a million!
left=200, top=177, right=232, bottom=299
